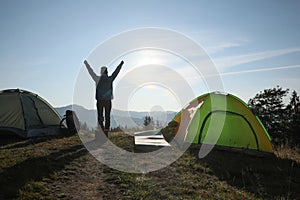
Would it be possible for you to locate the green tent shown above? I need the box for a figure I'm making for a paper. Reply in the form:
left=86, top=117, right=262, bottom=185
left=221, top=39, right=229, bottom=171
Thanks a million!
left=163, top=92, right=273, bottom=153
left=0, top=89, right=64, bottom=137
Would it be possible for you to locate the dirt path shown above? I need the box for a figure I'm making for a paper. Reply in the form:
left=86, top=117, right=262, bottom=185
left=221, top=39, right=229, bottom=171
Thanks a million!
left=47, top=148, right=123, bottom=200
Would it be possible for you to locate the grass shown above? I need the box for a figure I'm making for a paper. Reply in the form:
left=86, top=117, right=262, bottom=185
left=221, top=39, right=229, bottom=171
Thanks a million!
left=0, top=132, right=299, bottom=199
left=274, top=143, right=300, bottom=163
left=104, top=152, right=257, bottom=200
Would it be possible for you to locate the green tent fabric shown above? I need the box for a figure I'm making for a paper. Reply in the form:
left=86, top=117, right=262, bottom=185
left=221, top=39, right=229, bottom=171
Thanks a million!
left=163, top=92, right=273, bottom=153
left=0, top=89, right=64, bottom=137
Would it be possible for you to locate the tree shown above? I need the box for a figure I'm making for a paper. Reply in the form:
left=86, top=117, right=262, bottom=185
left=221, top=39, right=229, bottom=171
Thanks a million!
left=288, top=90, right=300, bottom=113
left=155, top=120, right=162, bottom=129
left=143, top=116, right=150, bottom=127
left=287, top=91, right=300, bottom=147
left=248, top=86, right=289, bottom=144
left=143, top=115, right=154, bottom=130
left=80, top=121, right=89, bottom=131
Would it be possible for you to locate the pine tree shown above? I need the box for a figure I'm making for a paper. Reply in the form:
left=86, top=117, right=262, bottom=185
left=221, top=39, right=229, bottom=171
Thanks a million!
left=288, top=90, right=300, bottom=113
left=287, top=91, right=300, bottom=147
left=143, top=115, right=150, bottom=127
left=143, top=115, right=154, bottom=130
left=80, top=121, right=89, bottom=131
left=248, top=86, right=289, bottom=144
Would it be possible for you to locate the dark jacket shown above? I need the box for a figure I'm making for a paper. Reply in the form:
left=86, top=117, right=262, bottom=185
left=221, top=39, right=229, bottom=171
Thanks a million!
left=86, top=62, right=123, bottom=100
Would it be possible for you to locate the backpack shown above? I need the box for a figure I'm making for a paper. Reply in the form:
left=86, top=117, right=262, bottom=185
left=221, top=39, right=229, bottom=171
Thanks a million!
left=61, top=110, right=80, bottom=135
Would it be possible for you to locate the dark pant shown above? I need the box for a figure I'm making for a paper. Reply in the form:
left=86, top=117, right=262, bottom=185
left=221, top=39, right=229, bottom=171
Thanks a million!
left=97, top=100, right=112, bottom=131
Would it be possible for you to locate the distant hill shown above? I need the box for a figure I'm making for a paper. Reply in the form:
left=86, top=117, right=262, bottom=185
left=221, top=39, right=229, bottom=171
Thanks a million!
left=55, top=104, right=177, bottom=129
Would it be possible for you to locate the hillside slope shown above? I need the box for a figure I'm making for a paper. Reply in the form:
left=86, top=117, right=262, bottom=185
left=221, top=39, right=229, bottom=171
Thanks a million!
left=0, top=133, right=299, bottom=199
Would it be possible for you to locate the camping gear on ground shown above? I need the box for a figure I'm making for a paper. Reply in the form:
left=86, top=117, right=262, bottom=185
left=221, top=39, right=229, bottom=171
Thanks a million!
left=162, top=92, right=273, bottom=153
left=60, top=110, right=80, bottom=135
left=134, top=130, right=171, bottom=152
left=0, top=89, right=66, bottom=137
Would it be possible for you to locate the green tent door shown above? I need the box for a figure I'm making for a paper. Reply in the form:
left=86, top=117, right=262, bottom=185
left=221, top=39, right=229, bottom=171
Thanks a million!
left=199, top=111, right=259, bottom=150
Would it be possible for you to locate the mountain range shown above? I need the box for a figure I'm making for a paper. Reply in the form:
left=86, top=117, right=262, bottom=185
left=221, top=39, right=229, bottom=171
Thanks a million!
left=55, top=104, right=177, bottom=129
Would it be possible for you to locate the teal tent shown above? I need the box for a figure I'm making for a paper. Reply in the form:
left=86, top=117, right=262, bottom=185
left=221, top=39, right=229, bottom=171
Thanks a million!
left=0, top=89, right=64, bottom=137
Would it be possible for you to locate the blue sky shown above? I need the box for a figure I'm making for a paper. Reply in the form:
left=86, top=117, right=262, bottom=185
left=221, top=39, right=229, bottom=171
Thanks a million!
left=1, top=0, right=299, bottom=112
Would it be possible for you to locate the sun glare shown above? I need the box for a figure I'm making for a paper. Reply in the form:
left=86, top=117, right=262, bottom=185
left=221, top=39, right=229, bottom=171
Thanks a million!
left=136, top=50, right=165, bottom=66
